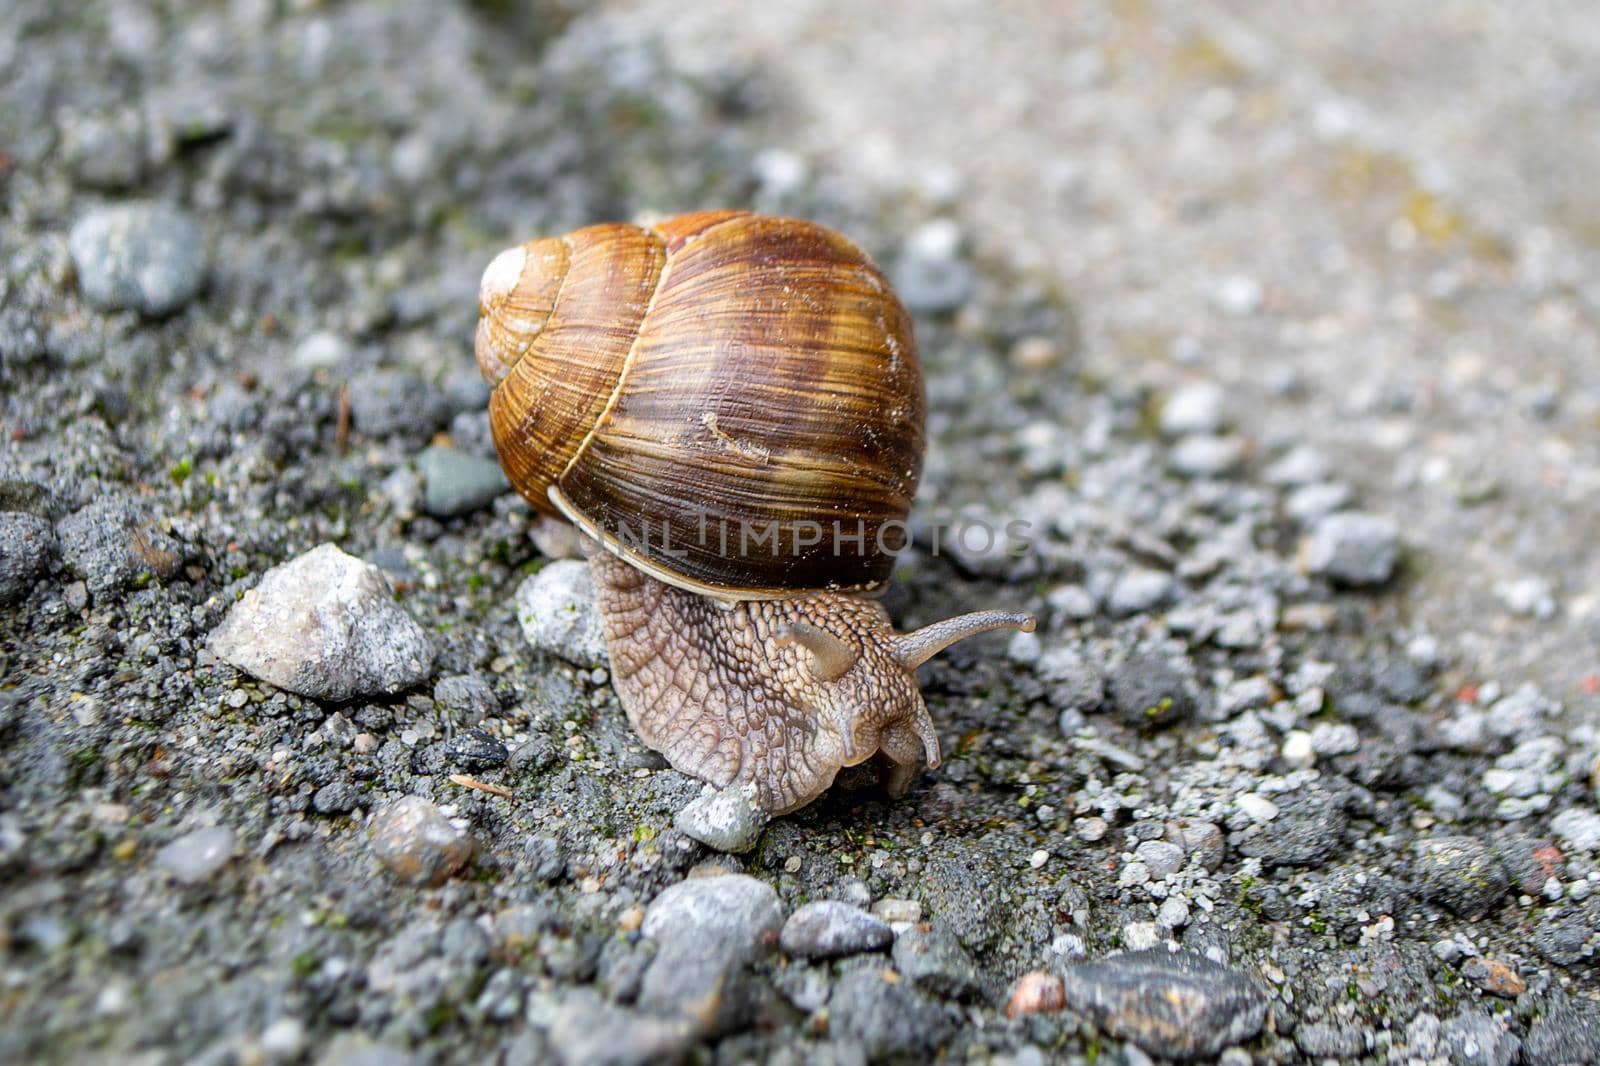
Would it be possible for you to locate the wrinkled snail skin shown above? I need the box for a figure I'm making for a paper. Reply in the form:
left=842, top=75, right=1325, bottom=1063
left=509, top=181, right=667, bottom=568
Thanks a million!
left=478, top=211, right=1035, bottom=815
left=584, top=544, right=1035, bottom=815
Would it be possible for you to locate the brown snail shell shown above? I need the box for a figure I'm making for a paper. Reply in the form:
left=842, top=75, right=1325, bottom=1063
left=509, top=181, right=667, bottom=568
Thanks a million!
left=476, top=210, right=924, bottom=601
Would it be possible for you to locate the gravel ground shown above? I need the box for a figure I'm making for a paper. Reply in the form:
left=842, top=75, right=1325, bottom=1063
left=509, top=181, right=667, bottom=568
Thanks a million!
left=2, top=2, right=1598, bottom=1064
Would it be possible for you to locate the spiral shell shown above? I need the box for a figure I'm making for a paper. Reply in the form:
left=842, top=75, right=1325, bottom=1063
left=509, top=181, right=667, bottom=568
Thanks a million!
left=476, top=211, right=925, bottom=600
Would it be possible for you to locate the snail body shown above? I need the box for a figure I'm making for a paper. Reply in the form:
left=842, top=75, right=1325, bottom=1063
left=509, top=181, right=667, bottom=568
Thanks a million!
left=478, top=211, right=1032, bottom=814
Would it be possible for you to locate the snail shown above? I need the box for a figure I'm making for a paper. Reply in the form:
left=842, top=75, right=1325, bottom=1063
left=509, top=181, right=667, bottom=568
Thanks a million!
left=476, top=210, right=1034, bottom=815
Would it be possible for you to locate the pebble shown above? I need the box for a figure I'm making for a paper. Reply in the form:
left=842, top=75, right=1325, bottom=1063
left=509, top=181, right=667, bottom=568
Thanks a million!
left=1496, top=577, right=1557, bottom=619
left=1166, top=819, right=1226, bottom=871
left=1302, top=512, right=1400, bottom=586
left=1439, top=1010, right=1520, bottom=1066
left=442, top=728, right=509, bottom=772
left=1106, top=568, right=1175, bottom=617
left=207, top=543, right=435, bottom=701
left=1168, top=435, right=1246, bottom=478
left=1134, top=840, right=1185, bottom=879
left=828, top=967, right=954, bottom=1060
left=1549, top=808, right=1600, bottom=853
left=779, top=900, right=893, bottom=959
left=546, top=992, right=694, bottom=1066
left=0, top=512, right=56, bottom=604
left=347, top=369, right=451, bottom=439
left=892, top=219, right=975, bottom=313
left=1285, top=483, right=1353, bottom=525
left=1122, top=921, right=1163, bottom=951
left=1295, top=1021, right=1368, bottom=1059
left=1525, top=995, right=1600, bottom=1065
left=1309, top=721, right=1360, bottom=756
left=368, top=796, right=474, bottom=886
left=416, top=445, right=509, bottom=517
left=1236, top=793, right=1279, bottom=823
left=892, top=924, right=984, bottom=1000
left=1263, top=445, right=1331, bottom=486
left=1282, top=730, right=1315, bottom=768
left=515, top=560, right=609, bottom=669
left=1005, top=972, right=1066, bottom=1018
left=1047, top=583, right=1098, bottom=619
left=638, top=874, right=783, bottom=1027
left=433, top=674, right=500, bottom=723
left=672, top=783, right=769, bottom=854
left=1461, top=956, right=1526, bottom=997
left=1108, top=652, right=1194, bottom=730
left=1416, top=836, right=1510, bottom=919
left=1058, top=949, right=1268, bottom=1060
left=57, top=498, right=185, bottom=595
left=153, top=826, right=235, bottom=884
left=871, top=898, right=922, bottom=925
left=293, top=330, right=352, bottom=370
left=312, top=783, right=361, bottom=815
left=1159, top=383, right=1226, bottom=437
left=258, top=1017, right=308, bottom=1062
left=1157, top=896, right=1191, bottom=930
left=62, top=111, right=146, bottom=189
left=68, top=202, right=206, bottom=316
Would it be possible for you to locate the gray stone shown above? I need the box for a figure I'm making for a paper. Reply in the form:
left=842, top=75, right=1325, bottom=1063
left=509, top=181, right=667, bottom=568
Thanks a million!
left=368, top=795, right=474, bottom=886
left=1058, top=949, right=1268, bottom=1061
left=62, top=111, right=145, bottom=189
left=1285, top=482, right=1353, bottom=526
left=1416, top=836, right=1510, bottom=919
left=153, top=826, right=235, bottom=884
left=347, top=369, right=450, bottom=439
left=1159, top=383, right=1226, bottom=437
left=1303, top=512, right=1400, bottom=586
left=0, top=513, right=56, bottom=604
left=892, top=221, right=974, bottom=313
left=638, top=874, right=783, bottom=1028
left=1295, top=1021, right=1368, bottom=1059
left=1309, top=721, right=1361, bottom=756
left=433, top=674, right=500, bottom=723
left=1108, top=652, right=1195, bottom=730
left=1168, top=435, right=1246, bottom=478
left=779, top=900, right=894, bottom=959
left=417, top=445, right=509, bottom=517
left=207, top=544, right=435, bottom=701
left=1134, top=840, right=1185, bottom=879
left=1106, top=568, right=1175, bottom=617
left=57, top=498, right=185, bottom=595
left=1237, top=791, right=1348, bottom=867
left=68, top=202, right=205, bottom=316
left=827, top=967, right=954, bottom=1061
left=892, top=924, right=985, bottom=1001
left=1549, top=808, right=1600, bottom=853
left=442, top=728, right=509, bottom=772
left=316, top=1034, right=425, bottom=1066
left=312, top=782, right=361, bottom=815
left=547, top=991, right=694, bottom=1066
left=673, top=784, right=769, bottom=854
left=1263, top=445, right=1331, bottom=486
left=516, top=560, right=608, bottom=669
left=1439, top=1010, right=1520, bottom=1066
left=1496, top=576, right=1557, bottom=620
left=1525, top=994, right=1600, bottom=1066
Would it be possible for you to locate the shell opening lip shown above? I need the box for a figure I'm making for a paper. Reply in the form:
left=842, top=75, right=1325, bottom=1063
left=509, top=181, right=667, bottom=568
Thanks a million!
left=547, top=485, right=885, bottom=604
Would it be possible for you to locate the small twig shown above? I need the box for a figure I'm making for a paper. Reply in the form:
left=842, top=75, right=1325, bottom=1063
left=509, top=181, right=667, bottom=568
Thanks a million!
left=448, top=773, right=513, bottom=799
left=335, top=384, right=351, bottom=452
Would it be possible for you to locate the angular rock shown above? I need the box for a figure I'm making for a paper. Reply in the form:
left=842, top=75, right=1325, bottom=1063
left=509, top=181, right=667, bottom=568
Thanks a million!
left=1108, top=652, right=1195, bottom=730
left=547, top=991, right=694, bottom=1066
left=207, top=543, right=434, bottom=701
left=442, top=728, right=509, bottom=772
left=1439, top=1010, right=1519, bottom=1066
left=779, top=900, right=893, bottom=959
left=638, top=874, right=783, bottom=1032
left=516, top=559, right=608, bottom=669
left=673, top=784, right=769, bottom=854
left=892, top=924, right=985, bottom=1002
left=154, top=826, right=235, bottom=884
left=1058, top=949, right=1268, bottom=1061
left=1302, top=512, right=1399, bottom=587
left=57, top=498, right=185, bottom=595
left=368, top=795, right=474, bottom=886
left=1416, top=836, right=1509, bottom=919
left=68, top=202, right=205, bottom=316
left=828, top=967, right=955, bottom=1060
left=0, top=513, right=56, bottom=604
left=416, top=445, right=509, bottom=517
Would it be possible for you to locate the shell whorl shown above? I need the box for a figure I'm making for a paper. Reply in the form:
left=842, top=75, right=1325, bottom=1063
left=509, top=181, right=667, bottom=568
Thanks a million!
left=477, top=211, right=925, bottom=599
